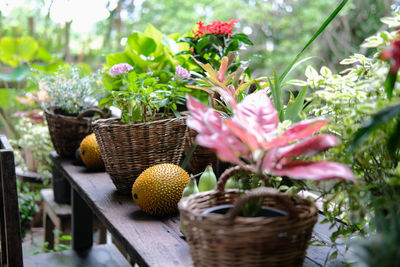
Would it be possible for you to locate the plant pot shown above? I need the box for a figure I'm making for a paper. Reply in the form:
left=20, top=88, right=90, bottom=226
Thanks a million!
left=43, top=105, right=109, bottom=158
left=93, top=117, right=187, bottom=195
left=178, top=167, right=318, bottom=267
left=52, top=166, right=71, bottom=204
left=184, top=128, right=218, bottom=175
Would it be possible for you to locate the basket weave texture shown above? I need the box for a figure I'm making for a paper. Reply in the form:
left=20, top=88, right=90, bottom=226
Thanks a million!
left=93, top=117, right=187, bottom=194
left=179, top=167, right=318, bottom=267
left=184, top=128, right=218, bottom=175
left=43, top=106, right=106, bottom=158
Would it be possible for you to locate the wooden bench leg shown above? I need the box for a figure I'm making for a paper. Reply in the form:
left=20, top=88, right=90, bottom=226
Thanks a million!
left=71, top=188, right=93, bottom=251
left=44, top=214, right=55, bottom=250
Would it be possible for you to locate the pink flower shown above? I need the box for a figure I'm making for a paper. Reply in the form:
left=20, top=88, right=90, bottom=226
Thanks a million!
left=175, top=65, right=190, bottom=79
left=109, top=63, right=133, bottom=77
left=186, top=90, right=355, bottom=181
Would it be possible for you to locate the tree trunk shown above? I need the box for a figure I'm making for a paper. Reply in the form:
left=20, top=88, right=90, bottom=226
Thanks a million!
left=64, top=21, right=72, bottom=63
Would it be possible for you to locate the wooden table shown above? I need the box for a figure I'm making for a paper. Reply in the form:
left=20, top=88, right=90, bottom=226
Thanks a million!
left=51, top=152, right=348, bottom=267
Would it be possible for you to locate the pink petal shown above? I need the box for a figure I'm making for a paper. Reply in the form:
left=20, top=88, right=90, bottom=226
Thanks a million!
left=263, top=118, right=329, bottom=149
left=225, top=118, right=261, bottom=152
left=234, top=90, right=279, bottom=136
left=268, top=161, right=355, bottom=181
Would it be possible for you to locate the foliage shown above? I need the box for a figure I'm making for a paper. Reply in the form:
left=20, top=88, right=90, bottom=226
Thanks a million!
left=99, top=64, right=191, bottom=123
left=103, top=24, right=190, bottom=81
left=39, top=66, right=103, bottom=115
left=11, top=117, right=53, bottom=182
left=33, top=229, right=72, bottom=254
left=17, top=180, right=41, bottom=239
left=350, top=194, right=400, bottom=267
left=186, top=90, right=354, bottom=182
left=178, top=19, right=253, bottom=71
left=291, top=12, right=400, bottom=250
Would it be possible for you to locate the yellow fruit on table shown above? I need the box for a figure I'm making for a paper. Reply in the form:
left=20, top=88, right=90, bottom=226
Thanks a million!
left=79, top=133, right=104, bottom=170
left=132, top=164, right=190, bottom=216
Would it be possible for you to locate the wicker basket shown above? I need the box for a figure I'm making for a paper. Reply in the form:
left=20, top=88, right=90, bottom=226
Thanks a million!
left=179, top=167, right=318, bottom=267
left=93, top=117, right=187, bottom=194
left=184, top=128, right=218, bottom=175
left=43, top=106, right=108, bottom=158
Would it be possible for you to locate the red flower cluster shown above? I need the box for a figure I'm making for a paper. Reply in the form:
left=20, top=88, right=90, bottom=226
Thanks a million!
left=381, top=38, right=400, bottom=73
left=193, top=19, right=238, bottom=39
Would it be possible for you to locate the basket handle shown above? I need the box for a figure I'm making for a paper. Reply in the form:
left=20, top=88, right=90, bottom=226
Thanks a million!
left=225, top=186, right=299, bottom=221
left=77, top=108, right=108, bottom=120
left=217, top=165, right=254, bottom=192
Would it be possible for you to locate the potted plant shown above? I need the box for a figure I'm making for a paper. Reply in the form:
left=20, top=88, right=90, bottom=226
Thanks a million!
left=93, top=63, right=190, bottom=194
left=179, top=89, right=355, bottom=266
left=40, top=66, right=108, bottom=158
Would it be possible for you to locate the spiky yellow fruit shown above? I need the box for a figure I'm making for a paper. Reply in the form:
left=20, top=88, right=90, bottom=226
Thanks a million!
left=132, top=164, right=190, bottom=216
left=79, top=133, right=104, bottom=170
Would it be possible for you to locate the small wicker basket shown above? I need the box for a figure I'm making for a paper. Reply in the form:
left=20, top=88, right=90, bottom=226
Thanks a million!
left=43, top=106, right=108, bottom=158
left=179, top=167, right=318, bottom=267
left=184, top=128, right=218, bottom=175
left=93, top=117, right=187, bottom=194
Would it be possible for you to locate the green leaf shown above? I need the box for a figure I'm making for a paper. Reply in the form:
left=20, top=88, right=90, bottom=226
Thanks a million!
left=351, top=103, right=400, bottom=151
left=17, top=36, right=39, bottom=61
left=285, top=86, right=308, bottom=122
left=279, top=0, right=348, bottom=83
left=127, top=33, right=157, bottom=57
left=35, top=47, right=52, bottom=62
left=230, top=33, right=254, bottom=45
left=383, top=71, right=396, bottom=100
left=388, top=120, right=400, bottom=157
left=270, top=70, right=283, bottom=121
left=144, top=24, right=163, bottom=44
left=106, top=53, right=134, bottom=67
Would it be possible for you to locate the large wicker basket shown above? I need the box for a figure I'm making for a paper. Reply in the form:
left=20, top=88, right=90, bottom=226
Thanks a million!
left=179, top=167, right=318, bottom=267
left=43, top=106, right=108, bottom=158
left=93, top=117, right=187, bottom=194
left=184, top=128, right=218, bottom=175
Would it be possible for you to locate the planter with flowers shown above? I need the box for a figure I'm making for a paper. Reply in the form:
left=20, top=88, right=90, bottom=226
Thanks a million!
left=180, top=19, right=254, bottom=174
left=40, top=66, right=108, bottom=158
left=93, top=63, right=189, bottom=194
left=179, top=90, right=355, bottom=267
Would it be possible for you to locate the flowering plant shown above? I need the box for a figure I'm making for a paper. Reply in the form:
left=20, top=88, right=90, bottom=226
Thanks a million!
left=99, top=63, right=191, bottom=123
left=187, top=90, right=355, bottom=182
left=179, top=19, right=253, bottom=71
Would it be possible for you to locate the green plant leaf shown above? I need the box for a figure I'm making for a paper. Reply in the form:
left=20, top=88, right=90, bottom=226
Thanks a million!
left=388, top=120, right=400, bottom=157
left=279, top=0, right=348, bottom=83
left=127, top=33, right=157, bottom=57
left=351, top=103, right=400, bottom=151
left=0, top=66, right=30, bottom=82
left=17, top=36, right=39, bottom=61
left=284, top=86, right=308, bottom=122
left=383, top=71, right=396, bottom=100
left=230, top=33, right=254, bottom=45
left=106, top=52, right=134, bottom=67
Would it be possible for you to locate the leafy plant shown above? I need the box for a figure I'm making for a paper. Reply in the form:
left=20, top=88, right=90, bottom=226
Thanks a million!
left=100, top=63, right=191, bottom=123
left=186, top=89, right=354, bottom=183
left=11, top=117, right=53, bottom=183
left=178, top=19, right=253, bottom=71
left=17, top=180, right=41, bottom=239
left=33, top=229, right=72, bottom=254
left=40, top=66, right=103, bottom=115
left=104, top=24, right=189, bottom=81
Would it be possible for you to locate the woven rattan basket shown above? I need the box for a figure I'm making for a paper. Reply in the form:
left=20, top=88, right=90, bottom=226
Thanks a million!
left=93, top=117, right=187, bottom=194
left=43, top=106, right=108, bottom=158
left=184, top=128, right=218, bottom=175
left=179, top=167, right=318, bottom=267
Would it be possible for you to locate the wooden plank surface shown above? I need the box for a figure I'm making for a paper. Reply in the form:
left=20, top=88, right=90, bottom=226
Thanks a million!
left=51, top=152, right=192, bottom=267
left=51, top=152, right=348, bottom=267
